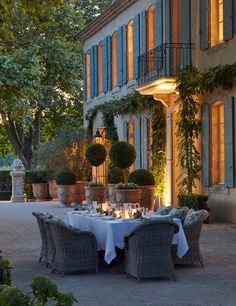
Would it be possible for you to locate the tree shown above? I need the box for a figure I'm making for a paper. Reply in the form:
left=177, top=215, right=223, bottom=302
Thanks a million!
left=79, top=0, right=112, bottom=24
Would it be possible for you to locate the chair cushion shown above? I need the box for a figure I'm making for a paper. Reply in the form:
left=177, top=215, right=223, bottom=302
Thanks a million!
left=156, top=205, right=174, bottom=216
left=184, top=209, right=208, bottom=226
left=169, top=207, right=189, bottom=223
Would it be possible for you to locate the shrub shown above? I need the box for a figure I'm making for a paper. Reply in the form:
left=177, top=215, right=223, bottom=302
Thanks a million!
left=0, top=256, right=12, bottom=285
left=86, top=143, right=107, bottom=167
left=109, top=141, right=136, bottom=169
left=0, top=285, right=30, bottom=306
left=115, top=182, right=139, bottom=190
left=86, top=180, right=104, bottom=187
left=29, top=170, right=49, bottom=184
left=0, top=171, right=11, bottom=192
left=107, top=167, right=125, bottom=184
left=24, top=170, right=35, bottom=201
left=56, top=171, right=76, bottom=185
left=128, top=169, right=155, bottom=186
left=178, top=194, right=209, bottom=211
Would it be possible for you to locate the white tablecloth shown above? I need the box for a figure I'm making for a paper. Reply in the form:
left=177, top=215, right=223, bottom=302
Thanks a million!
left=65, top=212, right=189, bottom=264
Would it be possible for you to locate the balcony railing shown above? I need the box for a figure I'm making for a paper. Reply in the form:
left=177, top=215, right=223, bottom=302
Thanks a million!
left=138, top=43, right=195, bottom=86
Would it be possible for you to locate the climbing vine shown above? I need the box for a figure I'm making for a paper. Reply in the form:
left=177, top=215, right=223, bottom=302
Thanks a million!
left=86, top=92, right=166, bottom=197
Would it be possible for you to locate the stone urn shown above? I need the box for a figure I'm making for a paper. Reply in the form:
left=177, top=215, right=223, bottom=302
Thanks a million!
left=73, top=181, right=86, bottom=204
left=32, top=183, right=49, bottom=201
left=116, top=189, right=141, bottom=206
left=140, top=186, right=155, bottom=209
left=84, top=186, right=106, bottom=205
left=57, top=184, right=76, bottom=207
left=48, top=180, right=58, bottom=200
left=108, top=184, right=116, bottom=203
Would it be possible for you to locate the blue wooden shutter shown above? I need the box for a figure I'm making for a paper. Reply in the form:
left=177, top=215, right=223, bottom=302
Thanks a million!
left=122, top=25, right=127, bottom=85
left=102, top=38, right=108, bottom=93
left=181, top=0, right=190, bottom=43
left=201, top=104, right=209, bottom=187
left=90, top=46, right=95, bottom=98
left=142, top=117, right=148, bottom=169
left=155, top=0, right=163, bottom=47
left=164, top=0, right=171, bottom=43
left=117, top=27, right=123, bottom=86
left=200, top=0, right=209, bottom=50
left=133, top=14, right=140, bottom=80
left=123, top=121, right=127, bottom=141
left=234, top=0, right=236, bottom=35
left=107, top=36, right=112, bottom=91
left=83, top=53, right=87, bottom=101
left=223, top=0, right=233, bottom=41
left=94, top=45, right=98, bottom=96
left=140, top=10, right=146, bottom=55
left=134, top=118, right=141, bottom=170
left=224, top=97, right=235, bottom=187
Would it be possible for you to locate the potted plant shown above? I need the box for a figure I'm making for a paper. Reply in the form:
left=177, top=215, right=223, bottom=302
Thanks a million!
left=30, top=170, right=49, bottom=201
left=115, top=183, right=141, bottom=206
left=128, top=169, right=155, bottom=209
left=107, top=167, right=125, bottom=203
left=73, top=180, right=86, bottom=204
left=84, top=180, right=106, bottom=205
left=56, top=171, right=76, bottom=207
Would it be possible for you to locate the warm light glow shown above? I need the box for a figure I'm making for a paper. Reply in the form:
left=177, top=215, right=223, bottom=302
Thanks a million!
left=146, top=5, right=155, bottom=51
left=137, top=77, right=177, bottom=95
left=112, top=32, right=118, bottom=88
left=146, top=118, right=153, bottom=170
left=210, top=0, right=224, bottom=46
left=98, top=42, right=103, bottom=94
left=86, top=50, right=90, bottom=98
left=127, top=20, right=134, bottom=81
left=127, top=120, right=135, bottom=171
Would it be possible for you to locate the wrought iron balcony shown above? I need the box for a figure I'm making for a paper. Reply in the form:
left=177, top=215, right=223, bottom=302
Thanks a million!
left=138, top=43, right=195, bottom=87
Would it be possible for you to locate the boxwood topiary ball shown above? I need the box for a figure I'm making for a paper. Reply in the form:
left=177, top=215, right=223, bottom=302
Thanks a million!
left=107, top=167, right=125, bottom=184
left=128, top=169, right=155, bottom=186
left=86, top=143, right=107, bottom=167
left=109, top=141, right=136, bottom=169
left=56, top=171, right=76, bottom=185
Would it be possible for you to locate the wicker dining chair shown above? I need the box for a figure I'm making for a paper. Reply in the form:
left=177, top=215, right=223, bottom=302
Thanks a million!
left=42, top=217, right=56, bottom=267
left=48, top=219, right=98, bottom=276
left=32, top=212, right=48, bottom=263
left=125, top=220, right=179, bottom=282
left=172, top=209, right=209, bottom=266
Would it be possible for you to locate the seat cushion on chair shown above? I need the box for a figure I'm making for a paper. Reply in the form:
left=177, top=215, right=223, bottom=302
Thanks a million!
left=169, top=207, right=189, bottom=223
left=184, top=209, right=208, bottom=226
left=156, top=205, right=174, bottom=215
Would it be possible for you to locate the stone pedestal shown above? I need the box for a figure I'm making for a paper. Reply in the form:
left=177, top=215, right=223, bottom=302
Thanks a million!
left=10, top=159, right=25, bottom=203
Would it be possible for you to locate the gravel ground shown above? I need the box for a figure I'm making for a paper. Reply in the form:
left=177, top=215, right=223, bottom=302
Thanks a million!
left=0, top=201, right=236, bottom=306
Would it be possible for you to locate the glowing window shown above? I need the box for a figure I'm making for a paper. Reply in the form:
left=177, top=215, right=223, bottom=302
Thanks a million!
left=146, top=118, right=153, bottom=170
left=210, top=0, right=224, bottom=46
left=146, top=5, right=155, bottom=52
left=127, top=20, right=134, bottom=81
left=86, top=50, right=90, bottom=98
left=127, top=120, right=135, bottom=171
left=210, top=101, right=224, bottom=184
left=98, top=42, right=103, bottom=94
left=112, top=32, right=118, bottom=88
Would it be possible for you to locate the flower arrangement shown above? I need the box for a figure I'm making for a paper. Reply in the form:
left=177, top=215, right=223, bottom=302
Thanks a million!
left=86, top=180, right=104, bottom=188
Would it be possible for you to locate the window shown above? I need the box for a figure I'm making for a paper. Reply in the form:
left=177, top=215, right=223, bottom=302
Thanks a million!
left=210, top=0, right=224, bottom=46
left=111, top=32, right=118, bottom=88
left=86, top=50, right=90, bottom=98
left=98, top=42, right=103, bottom=94
left=127, top=120, right=135, bottom=171
left=146, top=5, right=155, bottom=52
left=210, top=101, right=224, bottom=184
left=146, top=118, right=153, bottom=170
left=127, top=20, right=134, bottom=81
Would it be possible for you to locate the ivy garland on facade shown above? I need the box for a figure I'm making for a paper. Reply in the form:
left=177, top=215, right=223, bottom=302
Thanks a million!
left=176, top=63, right=236, bottom=194
left=86, top=92, right=166, bottom=197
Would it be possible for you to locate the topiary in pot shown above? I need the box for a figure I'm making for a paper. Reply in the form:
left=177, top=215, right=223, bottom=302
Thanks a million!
left=84, top=181, right=106, bottom=205
left=30, top=170, right=49, bottom=201
left=56, top=171, right=76, bottom=207
left=115, top=182, right=141, bottom=206
left=109, top=141, right=136, bottom=169
left=85, top=143, right=107, bottom=167
left=128, top=169, right=155, bottom=209
left=107, top=167, right=125, bottom=202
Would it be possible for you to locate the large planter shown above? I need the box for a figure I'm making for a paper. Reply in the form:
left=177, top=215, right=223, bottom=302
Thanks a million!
left=139, top=186, right=155, bottom=209
left=48, top=180, right=58, bottom=200
left=32, top=183, right=49, bottom=201
left=116, top=189, right=141, bottom=206
left=58, top=184, right=76, bottom=207
left=108, top=184, right=116, bottom=203
left=84, top=186, right=106, bottom=205
left=73, top=181, right=86, bottom=204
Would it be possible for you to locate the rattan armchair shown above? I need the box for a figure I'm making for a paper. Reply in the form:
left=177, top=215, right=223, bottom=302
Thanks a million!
left=32, top=212, right=48, bottom=263
left=125, top=220, right=179, bottom=282
left=48, top=219, right=98, bottom=276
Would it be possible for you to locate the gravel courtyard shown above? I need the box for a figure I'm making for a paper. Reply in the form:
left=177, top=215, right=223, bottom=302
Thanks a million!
left=0, top=201, right=236, bottom=306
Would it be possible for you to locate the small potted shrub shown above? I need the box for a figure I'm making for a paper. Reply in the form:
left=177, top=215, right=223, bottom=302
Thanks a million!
left=107, top=167, right=125, bottom=203
left=128, top=169, right=155, bottom=209
left=30, top=170, right=49, bottom=201
left=115, top=183, right=141, bottom=206
left=56, top=171, right=76, bottom=207
left=84, top=181, right=106, bottom=204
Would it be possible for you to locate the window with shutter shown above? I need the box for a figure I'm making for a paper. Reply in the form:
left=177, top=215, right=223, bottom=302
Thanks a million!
left=210, top=0, right=224, bottom=46
left=127, top=120, right=135, bottom=172
left=111, top=32, right=118, bottom=88
left=127, top=20, right=134, bottom=81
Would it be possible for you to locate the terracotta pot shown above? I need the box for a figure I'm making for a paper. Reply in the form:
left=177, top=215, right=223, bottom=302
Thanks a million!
left=73, top=181, right=86, bottom=204
left=32, top=183, right=49, bottom=201
left=48, top=180, right=58, bottom=200
left=84, top=186, right=106, bottom=205
left=140, top=186, right=155, bottom=209
left=57, top=185, right=76, bottom=207
left=108, top=184, right=116, bottom=203
left=115, top=189, right=141, bottom=206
